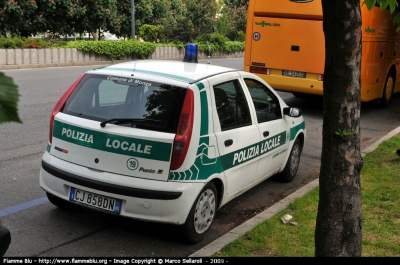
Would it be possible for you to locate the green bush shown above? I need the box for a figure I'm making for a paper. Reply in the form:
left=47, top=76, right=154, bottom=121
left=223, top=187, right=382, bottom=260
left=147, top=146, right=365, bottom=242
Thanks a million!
left=195, top=34, right=212, bottom=43
left=195, top=41, right=244, bottom=55
left=236, top=31, right=245, bottom=42
left=0, top=38, right=24, bottom=49
left=50, top=40, right=68, bottom=48
left=195, top=33, right=229, bottom=49
left=193, top=33, right=242, bottom=55
left=223, top=41, right=245, bottom=53
left=139, top=24, right=165, bottom=43
left=210, top=33, right=229, bottom=49
left=0, top=37, right=53, bottom=48
left=66, top=39, right=156, bottom=60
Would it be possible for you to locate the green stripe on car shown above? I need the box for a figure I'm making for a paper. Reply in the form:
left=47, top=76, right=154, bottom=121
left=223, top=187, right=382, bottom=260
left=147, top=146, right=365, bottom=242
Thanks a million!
left=290, top=121, right=305, bottom=140
left=53, top=120, right=172, bottom=162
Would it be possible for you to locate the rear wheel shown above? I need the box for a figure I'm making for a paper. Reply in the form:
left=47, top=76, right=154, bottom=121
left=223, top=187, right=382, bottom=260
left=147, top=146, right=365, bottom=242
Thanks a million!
left=181, top=182, right=217, bottom=244
left=277, top=138, right=302, bottom=182
left=46, top=192, right=77, bottom=210
left=379, top=71, right=395, bottom=108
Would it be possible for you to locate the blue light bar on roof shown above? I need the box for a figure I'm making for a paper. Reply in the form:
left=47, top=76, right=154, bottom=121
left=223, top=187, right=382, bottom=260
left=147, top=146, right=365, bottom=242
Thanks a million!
left=183, top=43, right=198, bottom=63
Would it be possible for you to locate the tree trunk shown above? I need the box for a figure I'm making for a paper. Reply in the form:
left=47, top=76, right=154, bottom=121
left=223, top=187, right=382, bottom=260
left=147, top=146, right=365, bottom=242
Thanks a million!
left=315, top=0, right=363, bottom=257
left=92, top=31, right=98, bottom=41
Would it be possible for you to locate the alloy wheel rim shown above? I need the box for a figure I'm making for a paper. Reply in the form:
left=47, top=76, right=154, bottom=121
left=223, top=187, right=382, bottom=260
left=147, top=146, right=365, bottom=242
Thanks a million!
left=290, top=144, right=301, bottom=176
left=194, top=189, right=216, bottom=234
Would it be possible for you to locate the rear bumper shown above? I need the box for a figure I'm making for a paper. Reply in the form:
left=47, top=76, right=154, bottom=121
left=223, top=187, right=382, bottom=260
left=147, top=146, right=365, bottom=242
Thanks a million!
left=258, top=74, right=323, bottom=95
left=244, top=66, right=323, bottom=95
left=0, top=225, right=11, bottom=257
left=40, top=152, right=205, bottom=224
left=42, top=161, right=181, bottom=200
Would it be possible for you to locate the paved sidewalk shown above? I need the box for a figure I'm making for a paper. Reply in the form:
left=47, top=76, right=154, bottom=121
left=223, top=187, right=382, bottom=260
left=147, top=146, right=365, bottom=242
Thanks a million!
left=190, top=125, right=400, bottom=257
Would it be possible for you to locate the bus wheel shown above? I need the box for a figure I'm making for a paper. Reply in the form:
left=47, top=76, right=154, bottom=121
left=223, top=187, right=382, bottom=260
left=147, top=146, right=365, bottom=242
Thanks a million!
left=380, top=72, right=395, bottom=108
left=181, top=182, right=217, bottom=244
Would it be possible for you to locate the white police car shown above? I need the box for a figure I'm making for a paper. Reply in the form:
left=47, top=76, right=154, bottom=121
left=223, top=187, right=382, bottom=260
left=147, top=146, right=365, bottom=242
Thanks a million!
left=40, top=44, right=306, bottom=243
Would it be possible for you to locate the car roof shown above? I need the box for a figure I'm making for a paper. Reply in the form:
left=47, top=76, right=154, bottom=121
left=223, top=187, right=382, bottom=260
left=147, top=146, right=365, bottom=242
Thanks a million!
left=88, top=60, right=237, bottom=84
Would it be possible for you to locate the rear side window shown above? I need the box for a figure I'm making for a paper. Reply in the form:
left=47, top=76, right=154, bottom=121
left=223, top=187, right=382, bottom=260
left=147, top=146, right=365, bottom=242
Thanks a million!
left=213, top=79, right=252, bottom=131
left=63, top=74, right=187, bottom=133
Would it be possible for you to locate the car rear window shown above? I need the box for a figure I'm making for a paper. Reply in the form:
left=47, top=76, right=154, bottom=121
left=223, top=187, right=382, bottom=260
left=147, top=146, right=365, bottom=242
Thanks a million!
left=62, top=74, right=187, bottom=133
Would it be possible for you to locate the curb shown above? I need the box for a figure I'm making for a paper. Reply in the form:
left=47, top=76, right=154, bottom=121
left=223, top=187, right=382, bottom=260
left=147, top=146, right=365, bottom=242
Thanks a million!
left=189, top=125, right=400, bottom=257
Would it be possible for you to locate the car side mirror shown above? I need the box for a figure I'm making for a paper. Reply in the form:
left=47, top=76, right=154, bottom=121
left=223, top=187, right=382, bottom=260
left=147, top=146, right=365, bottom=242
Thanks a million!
left=283, top=107, right=302, bottom=117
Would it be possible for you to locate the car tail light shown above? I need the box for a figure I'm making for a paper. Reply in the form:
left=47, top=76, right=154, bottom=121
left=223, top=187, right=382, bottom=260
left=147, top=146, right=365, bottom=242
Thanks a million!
left=170, top=89, right=194, bottom=170
left=318, top=74, right=324, bottom=81
left=250, top=66, right=269, bottom=75
left=49, top=74, right=86, bottom=144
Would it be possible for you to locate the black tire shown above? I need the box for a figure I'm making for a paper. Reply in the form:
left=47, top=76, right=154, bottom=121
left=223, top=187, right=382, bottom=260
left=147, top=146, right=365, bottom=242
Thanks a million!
left=181, top=182, right=217, bottom=244
left=277, top=138, right=302, bottom=182
left=379, top=71, right=395, bottom=108
left=46, top=192, right=77, bottom=210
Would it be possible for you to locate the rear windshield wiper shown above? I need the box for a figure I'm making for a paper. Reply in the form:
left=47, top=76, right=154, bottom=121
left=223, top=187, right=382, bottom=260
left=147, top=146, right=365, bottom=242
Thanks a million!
left=100, top=118, right=161, bottom=128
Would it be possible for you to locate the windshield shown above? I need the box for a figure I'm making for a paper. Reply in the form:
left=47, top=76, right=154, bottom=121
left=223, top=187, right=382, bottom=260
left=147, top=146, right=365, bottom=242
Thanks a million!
left=62, top=74, right=187, bottom=133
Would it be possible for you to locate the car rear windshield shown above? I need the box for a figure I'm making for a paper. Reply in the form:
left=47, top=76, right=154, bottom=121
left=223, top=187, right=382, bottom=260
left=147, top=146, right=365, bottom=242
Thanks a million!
left=62, top=74, right=187, bottom=133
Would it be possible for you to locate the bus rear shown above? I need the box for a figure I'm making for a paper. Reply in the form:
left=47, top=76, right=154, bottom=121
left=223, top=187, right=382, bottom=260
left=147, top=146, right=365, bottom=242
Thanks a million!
left=244, top=0, right=325, bottom=96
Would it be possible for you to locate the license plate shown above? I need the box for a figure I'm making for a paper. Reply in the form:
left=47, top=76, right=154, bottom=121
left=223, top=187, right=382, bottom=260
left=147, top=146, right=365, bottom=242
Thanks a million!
left=69, top=187, right=121, bottom=214
left=282, top=70, right=306, bottom=78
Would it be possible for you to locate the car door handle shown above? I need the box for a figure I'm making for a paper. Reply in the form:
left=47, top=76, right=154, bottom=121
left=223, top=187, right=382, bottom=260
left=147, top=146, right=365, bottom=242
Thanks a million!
left=263, top=131, right=269, bottom=137
left=224, top=139, right=233, bottom=146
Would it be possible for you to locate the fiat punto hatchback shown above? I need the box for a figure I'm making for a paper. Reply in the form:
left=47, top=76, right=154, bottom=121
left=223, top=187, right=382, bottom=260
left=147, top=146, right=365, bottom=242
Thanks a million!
left=40, top=46, right=306, bottom=243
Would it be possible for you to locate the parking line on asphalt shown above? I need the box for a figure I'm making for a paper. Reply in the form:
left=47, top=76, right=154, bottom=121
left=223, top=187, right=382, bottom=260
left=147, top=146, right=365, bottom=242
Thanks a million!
left=0, top=197, right=49, bottom=217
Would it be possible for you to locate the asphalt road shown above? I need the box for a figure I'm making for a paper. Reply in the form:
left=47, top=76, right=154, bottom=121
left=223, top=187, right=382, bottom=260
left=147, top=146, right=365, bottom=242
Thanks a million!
left=1, top=58, right=399, bottom=257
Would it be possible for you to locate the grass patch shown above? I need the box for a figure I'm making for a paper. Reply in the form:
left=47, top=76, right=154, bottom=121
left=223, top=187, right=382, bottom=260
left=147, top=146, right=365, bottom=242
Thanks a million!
left=213, top=135, right=400, bottom=257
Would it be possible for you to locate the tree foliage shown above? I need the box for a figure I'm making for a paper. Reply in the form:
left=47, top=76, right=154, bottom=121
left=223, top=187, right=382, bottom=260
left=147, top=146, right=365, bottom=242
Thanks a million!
left=223, top=0, right=248, bottom=8
left=0, top=72, right=21, bottom=124
left=218, top=4, right=247, bottom=40
left=114, top=0, right=188, bottom=39
left=74, top=0, right=119, bottom=37
left=139, top=24, right=164, bottom=42
left=364, top=0, right=400, bottom=27
left=0, top=0, right=246, bottom=42
left=184, top=0, right=218, bottom=39
left=0, top=0, right=38, bottom=36
left=0, top=0, right=189, bottom=39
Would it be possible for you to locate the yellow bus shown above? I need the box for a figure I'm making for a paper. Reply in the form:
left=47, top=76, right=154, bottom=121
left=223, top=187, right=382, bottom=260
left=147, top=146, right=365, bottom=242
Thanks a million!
left=244, top=0, right=400, bottom=108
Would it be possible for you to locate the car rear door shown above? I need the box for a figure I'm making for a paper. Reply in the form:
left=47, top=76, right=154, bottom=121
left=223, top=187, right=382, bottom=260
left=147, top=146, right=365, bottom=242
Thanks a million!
left=207, top=73, right=261, bottom=196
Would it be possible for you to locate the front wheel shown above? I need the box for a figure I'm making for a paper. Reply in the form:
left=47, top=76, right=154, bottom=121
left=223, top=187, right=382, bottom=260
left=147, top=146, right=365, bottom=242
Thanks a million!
left=181, top=182, right=217, bottom=244
left=277, top=138, right=302, bottom=182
